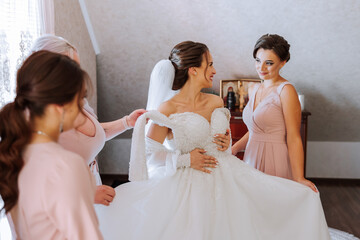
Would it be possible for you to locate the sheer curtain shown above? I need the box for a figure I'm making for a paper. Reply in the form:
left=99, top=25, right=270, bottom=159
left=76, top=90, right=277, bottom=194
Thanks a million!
left=0, top=0, right=54, bottom=108
left=0, top=1, right=53, bottom=238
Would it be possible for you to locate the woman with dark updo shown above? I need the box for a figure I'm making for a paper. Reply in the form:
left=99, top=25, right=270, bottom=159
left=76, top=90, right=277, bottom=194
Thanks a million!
left=232, top=34, right=316, bottom=191
left=95, top=40, right=329, bottom=240
left=0, top=51, right=102, bottom=239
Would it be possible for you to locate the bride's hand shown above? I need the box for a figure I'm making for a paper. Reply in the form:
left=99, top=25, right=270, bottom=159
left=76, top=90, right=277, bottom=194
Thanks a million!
left=213, top=129, right=230, bottom=151
left=95, top=185, right=116, bottom=206
left=190, top=148, right=218, bottom=174
left=296, top=178, right=318, bottom=193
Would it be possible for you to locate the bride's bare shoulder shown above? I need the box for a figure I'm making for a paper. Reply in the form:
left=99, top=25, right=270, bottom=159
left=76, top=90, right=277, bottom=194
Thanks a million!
left=203, top=93, right=224, bottom=108
left=157, top=100, right=177, bottom=117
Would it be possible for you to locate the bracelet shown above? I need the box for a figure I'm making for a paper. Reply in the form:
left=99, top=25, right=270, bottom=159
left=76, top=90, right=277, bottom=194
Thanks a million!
left=122, top=115, right=132, bottom=130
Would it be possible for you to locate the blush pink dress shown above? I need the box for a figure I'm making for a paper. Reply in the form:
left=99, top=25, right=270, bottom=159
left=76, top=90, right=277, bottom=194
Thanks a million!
left=59, top=100, right=106, bottom=185
left=10, top=142, right=103, bottom=240
left=242, top=82, right=293, bottom=180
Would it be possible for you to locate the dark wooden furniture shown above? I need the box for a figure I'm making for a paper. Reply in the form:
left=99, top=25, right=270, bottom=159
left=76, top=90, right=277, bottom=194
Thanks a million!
left=229, top=109, right=311, bottom=168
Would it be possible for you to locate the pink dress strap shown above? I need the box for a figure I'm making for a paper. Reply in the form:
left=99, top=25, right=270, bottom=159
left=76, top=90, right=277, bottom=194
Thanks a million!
left=276, top=81, right=293, bottom=95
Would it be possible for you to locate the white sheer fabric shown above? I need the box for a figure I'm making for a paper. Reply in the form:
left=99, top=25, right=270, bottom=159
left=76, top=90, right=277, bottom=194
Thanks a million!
left=0, top=197, right=12, bottom=240
left=0, top=1, right=51, bottom=239
left=39, top=0, right=54, bottom=35
left=129, top=110, right=191, bottom=181
left=95, top=108, right=330, bottom=240
left=145, top=59, right=179, bottom=147
left=146, top=59, right=178, bottom=111
left=0, top=0, right=52, bottom=108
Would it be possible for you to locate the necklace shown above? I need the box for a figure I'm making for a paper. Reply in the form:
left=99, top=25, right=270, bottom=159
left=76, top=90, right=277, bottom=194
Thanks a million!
left=34, top=130, right=52, bottom=139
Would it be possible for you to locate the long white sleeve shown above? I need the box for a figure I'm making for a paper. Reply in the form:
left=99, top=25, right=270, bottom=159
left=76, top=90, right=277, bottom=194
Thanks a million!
left=145, top=137, right=190, bottom=179
left=129, top=111, right=189, bottom=181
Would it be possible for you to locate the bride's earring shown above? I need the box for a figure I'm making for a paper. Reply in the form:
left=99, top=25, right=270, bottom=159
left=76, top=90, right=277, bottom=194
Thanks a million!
left=59, top=109, right=65, bottom=133
left=194, top=72, right=197, bottom=75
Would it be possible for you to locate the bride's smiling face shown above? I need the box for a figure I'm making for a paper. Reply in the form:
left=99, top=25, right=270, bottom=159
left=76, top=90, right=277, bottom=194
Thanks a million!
left=196, top=52, right=216, bottom=88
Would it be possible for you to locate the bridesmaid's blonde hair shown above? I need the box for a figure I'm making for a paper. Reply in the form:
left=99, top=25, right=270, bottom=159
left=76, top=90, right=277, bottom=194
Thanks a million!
left=32, top=34, right=77, bottom=59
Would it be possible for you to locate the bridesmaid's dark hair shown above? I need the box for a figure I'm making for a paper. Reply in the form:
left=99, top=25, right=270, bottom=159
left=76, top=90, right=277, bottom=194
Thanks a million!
left=253, top=34, right=291, bottom=62
left=169, top=41, right=209, bottom=90
left=0, top=50, right=88, bottom=213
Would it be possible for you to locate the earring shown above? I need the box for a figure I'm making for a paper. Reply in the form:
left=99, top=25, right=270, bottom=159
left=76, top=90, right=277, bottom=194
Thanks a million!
left=194, top=72, right=197, bottom=75
left=59, top=109, right=65, bottom=133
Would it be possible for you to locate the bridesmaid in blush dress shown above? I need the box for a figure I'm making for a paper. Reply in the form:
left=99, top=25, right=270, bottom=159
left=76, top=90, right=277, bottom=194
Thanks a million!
left=232, top=34, right=317, bottom=192
left=0, top=51, right=102, bottom=239
left=32, top=34, right=146, bottom=206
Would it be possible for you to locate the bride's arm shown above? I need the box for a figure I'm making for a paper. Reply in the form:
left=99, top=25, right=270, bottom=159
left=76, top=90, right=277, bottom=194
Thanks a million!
left=147, top=123, right=218, bottom=174
left=206, top=94, right=231, bottom=152
left=146, top=102, right=218, bottom=174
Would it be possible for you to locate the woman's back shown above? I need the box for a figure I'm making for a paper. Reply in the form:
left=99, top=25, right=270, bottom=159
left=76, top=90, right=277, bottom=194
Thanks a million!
left=12, top=142, right=102, bottom=240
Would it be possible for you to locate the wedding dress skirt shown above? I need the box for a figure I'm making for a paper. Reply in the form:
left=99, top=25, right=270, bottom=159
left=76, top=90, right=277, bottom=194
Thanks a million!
left=95, top=108, right=330, bottom=240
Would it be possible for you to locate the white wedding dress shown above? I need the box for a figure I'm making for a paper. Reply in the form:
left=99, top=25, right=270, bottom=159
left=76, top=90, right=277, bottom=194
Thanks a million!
left=95, top=108, right=330, bottom=240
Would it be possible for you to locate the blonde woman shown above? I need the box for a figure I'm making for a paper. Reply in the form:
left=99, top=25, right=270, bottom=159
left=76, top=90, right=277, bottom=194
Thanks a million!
left=32, top=35, right=146, bottom=206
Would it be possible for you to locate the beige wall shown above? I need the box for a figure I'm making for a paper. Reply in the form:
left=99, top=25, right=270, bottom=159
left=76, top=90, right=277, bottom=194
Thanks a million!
left=54, top=0, right=97, bottom=111
left=83, top=0, right=360, bottom=177
left=86, top=0, right=360, bottom=141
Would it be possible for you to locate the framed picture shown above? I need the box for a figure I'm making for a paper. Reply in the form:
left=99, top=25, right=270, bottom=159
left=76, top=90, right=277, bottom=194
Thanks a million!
left=220, top=79, right=261, bottom=111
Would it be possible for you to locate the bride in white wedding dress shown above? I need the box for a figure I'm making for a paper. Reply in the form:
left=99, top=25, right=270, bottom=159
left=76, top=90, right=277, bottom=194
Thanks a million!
left=95, top=41, right=330, bottom=240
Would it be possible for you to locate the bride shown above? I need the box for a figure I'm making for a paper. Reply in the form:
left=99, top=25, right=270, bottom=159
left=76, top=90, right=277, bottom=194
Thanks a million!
left=95, top=41, right=330, bottom=240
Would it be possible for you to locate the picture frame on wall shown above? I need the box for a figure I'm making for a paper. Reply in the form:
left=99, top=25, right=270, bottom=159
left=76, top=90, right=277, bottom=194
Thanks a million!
left=220, top=79, right=261, bottom=111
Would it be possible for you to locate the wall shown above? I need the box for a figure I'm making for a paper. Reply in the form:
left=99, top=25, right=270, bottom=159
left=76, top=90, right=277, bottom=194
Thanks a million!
left=84, top=0, right=360, bottom=177
left=53, top=0, right=97, bottom=110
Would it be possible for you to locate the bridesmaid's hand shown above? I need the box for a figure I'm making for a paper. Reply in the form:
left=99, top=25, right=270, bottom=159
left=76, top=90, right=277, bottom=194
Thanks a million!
left=190, top=148, right=218, bottom=174
left=95, top=185, right=116, bottom=206
left=127, top=109, right=147, bottom=127
left=296, top=178, right=318, bottom=193
left=213, top=129, right=230, bottom=151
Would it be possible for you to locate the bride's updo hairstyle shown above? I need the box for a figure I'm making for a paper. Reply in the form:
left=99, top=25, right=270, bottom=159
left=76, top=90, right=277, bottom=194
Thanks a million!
left=0, top=51, right=88, bottom=213
left=169, top=41, right=209, bottom=90
left=253, top=34, right=291, bottom=62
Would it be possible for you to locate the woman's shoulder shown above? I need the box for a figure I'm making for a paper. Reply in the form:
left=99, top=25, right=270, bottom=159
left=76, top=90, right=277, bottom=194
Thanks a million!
left=202, top=93, right=224, bottom=108
left=157, top=100, right=178, bottom=117
left=26, top=142, right=85, bottom=168
left=277, top=80, right=296, bottom=95
left=248, top=82, right=260, bottom=95
left=21, top=143, right=87, bottom=186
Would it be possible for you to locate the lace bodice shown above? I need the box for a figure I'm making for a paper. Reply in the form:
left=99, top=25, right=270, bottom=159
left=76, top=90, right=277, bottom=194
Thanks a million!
left=129, top=108, right=230, bottom=181
left=169, top=108, right=230, bottom=156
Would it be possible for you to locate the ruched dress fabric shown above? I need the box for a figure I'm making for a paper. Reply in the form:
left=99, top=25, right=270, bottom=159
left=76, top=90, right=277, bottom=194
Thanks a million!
left=95, top=108, right=330, bottom=240
left=243, top=82, right=294, bottom=179
left=59, top=100, right=106, bottom=185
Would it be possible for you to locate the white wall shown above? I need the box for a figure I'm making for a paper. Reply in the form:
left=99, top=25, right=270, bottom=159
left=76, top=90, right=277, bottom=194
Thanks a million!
left=306, top=141, right=360, bottom=178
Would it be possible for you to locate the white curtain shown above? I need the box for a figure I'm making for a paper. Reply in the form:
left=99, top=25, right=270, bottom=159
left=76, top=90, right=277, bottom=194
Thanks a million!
left=0, top=1, right=54, bottom=239
left=0, top=0, right=54, bottom=108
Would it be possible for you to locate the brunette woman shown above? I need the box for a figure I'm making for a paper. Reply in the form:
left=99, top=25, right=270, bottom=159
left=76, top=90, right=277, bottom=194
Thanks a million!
left=0, top=51, right=103, bottom=239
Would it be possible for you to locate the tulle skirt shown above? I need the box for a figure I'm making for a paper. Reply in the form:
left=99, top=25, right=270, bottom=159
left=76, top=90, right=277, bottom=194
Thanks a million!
left=95, top=154, right=330, bottom=240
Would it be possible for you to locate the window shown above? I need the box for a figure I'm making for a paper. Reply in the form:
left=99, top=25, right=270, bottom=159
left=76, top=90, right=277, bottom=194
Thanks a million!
left=0, top=1, right=51, bottom=238
left=0, top=0, right=45, bottom=108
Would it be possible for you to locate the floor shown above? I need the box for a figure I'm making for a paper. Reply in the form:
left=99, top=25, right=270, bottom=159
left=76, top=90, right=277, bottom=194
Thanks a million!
left=101, top=174, right=360, bottom=238
left=312, top=178, right=360, bottom=238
